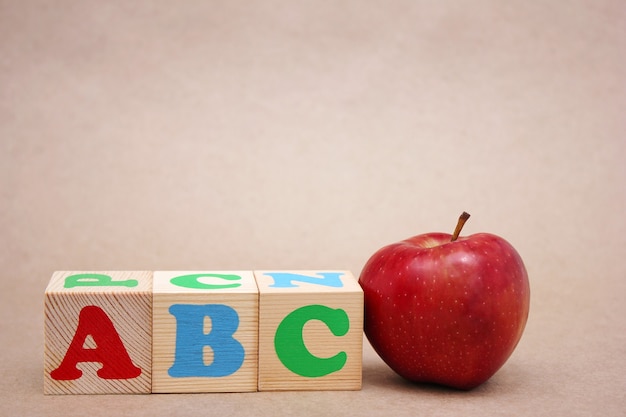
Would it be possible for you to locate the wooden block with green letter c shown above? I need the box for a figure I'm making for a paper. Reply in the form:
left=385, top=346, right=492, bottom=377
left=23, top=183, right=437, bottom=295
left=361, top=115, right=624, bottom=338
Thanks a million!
left=43, top=271, right=152, bottom=394
left=255, top=270, right=363, bottom=391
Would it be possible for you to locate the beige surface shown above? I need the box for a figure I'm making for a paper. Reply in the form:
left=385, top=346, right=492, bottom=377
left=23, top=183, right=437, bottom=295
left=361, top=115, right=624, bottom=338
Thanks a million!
left=1, top=1, right=625, bottom=416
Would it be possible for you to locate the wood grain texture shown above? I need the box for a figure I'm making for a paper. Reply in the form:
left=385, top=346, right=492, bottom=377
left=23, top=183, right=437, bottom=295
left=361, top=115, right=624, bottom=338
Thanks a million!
left=255, top=271, right=363, bottom=391
left=43, top=271, right=152, bottom=395
left=151, top=271, right=258, bottom=393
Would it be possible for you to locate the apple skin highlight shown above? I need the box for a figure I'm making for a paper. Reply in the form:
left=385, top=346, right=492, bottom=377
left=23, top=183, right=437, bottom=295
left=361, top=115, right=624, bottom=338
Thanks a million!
left=359, top=231, right=530, bottom=390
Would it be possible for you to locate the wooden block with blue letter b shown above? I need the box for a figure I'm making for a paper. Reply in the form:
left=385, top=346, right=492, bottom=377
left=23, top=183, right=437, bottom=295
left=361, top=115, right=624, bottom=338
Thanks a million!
left=255, top=270, right=363, bottom=391
left=151, top=271, right=259, bottom=393
left=44, top=271, right=152, bottom=394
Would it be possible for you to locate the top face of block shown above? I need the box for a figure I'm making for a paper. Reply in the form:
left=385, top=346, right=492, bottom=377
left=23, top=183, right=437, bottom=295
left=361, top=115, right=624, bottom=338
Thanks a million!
left=46, top=271, right=152, bottom=294
left=254, top=270, right=361, bottom=294
left=153, top=271, right=258, bottom=294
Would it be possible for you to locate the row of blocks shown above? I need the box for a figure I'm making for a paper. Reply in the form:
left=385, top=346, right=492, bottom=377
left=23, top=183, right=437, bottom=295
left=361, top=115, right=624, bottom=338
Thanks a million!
left=44, top=270, right=363, bottom=394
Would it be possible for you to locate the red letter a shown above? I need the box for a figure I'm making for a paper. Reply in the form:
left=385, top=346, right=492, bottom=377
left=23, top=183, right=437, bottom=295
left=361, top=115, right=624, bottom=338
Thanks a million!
left=50, top=306, right=142, bottom=380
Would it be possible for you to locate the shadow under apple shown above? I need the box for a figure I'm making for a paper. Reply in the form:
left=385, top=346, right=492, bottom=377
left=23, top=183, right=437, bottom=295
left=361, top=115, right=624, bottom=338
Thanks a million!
left=362, top=359, right=521, bottom=395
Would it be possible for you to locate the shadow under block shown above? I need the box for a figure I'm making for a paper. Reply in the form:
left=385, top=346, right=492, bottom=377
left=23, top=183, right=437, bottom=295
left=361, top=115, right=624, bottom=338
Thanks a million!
left=44, top=271, right=153, bottom=395
left=255, top=270, right=363, bottom=391
left=152, top=271, right=259, bottom=393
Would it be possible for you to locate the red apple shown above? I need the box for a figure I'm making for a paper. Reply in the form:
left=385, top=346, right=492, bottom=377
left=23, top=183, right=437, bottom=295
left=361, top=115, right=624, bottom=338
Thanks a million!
left=359, top=212, right=530, bottom=390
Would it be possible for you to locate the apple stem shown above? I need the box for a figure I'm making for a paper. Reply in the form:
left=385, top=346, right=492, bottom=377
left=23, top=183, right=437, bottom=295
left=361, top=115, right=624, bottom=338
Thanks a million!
left=451, top=212, right=471, bottom=241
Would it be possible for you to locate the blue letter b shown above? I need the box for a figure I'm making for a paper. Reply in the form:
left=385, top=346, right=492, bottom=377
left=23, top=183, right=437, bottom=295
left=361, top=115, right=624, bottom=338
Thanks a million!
left=168, top=304, right=245, bottom=378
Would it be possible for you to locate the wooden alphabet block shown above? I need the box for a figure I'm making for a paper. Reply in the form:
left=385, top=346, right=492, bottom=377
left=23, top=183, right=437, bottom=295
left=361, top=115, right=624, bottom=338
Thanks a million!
left=151, top=271, right=259, bottom=393
left=254, top=270, right=363, bottom=391
left=44, top=271, right=152, bottom=394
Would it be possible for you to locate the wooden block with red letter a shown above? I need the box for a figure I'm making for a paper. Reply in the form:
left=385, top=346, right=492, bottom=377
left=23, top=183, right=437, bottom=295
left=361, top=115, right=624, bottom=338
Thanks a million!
left=255, top=270, right=363, bottom=391
left=44, top=271, right=152, bottom=394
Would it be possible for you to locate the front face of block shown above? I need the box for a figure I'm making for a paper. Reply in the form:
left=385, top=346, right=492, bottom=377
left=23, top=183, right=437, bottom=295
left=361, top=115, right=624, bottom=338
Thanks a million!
left=44, top=271, right=152, bottom=394
left=255, top=270, right=363, bottom=391
left=152, top=271, right=259, bottom=393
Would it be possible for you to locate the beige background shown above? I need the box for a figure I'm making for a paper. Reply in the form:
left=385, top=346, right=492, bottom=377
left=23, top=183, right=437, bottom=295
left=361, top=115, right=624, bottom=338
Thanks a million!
left=1, top=1, right=625, bottom=416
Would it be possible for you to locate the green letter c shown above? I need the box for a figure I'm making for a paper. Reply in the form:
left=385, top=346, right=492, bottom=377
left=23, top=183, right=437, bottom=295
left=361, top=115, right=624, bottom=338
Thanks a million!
left=274, top=305, right=350, bottom=377
left=169, top=273, right=242, bottom=290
